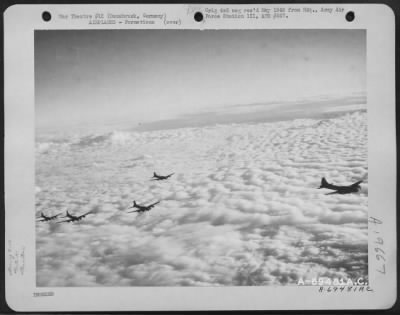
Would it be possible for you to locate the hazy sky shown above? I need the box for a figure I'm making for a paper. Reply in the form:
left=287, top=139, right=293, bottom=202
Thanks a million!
left=35, top=30, right=366, bottom=132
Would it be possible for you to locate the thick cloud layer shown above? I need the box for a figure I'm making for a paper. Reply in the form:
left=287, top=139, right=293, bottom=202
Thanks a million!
left=36, top=111, right=368, bottom=286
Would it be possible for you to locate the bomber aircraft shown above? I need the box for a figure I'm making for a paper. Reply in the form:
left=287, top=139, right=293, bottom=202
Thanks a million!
left=318, top=177, right=363, bottom=195
left=151, top=172, right=174, bottom=181
left=57, top=210, right=93, bottom=223
left=36, top=212, right=62, bottom=222
left=128, top=200, right=160, bottom=213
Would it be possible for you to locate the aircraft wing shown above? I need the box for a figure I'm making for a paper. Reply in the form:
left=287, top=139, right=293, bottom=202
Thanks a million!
left=148, top=201, right=160, bottom=208
left=127, top=209, right=141, bottom=213
left=351, top=180, right=363, bottom=187
left=79, top=211, right=93, bottom=219
left=325, top=191, right=339, bottom=195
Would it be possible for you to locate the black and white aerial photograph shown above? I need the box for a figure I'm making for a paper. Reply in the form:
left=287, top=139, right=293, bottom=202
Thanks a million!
left=35, top=29, right=367, bottom=287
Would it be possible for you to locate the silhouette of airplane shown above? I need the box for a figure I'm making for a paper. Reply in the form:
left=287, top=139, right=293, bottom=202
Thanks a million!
left=152, top=172, right=174, bottom=180
left=128, top=200, right=160, bottom=213
left=318, top=177, right=363, bottom=195
left=36, top=212, right=62, bottom=222
left=57, top=210, right=93, bottom=223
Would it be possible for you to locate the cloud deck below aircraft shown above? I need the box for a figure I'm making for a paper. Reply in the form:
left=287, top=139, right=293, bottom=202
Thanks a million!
left=36, top=110, right=368, bottom=286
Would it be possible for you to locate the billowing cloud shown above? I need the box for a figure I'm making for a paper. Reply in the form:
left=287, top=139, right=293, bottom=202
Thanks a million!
left=36, top=110, right=368, bottom=286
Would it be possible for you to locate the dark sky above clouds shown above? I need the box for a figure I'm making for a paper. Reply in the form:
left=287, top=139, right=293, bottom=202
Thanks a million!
left=35, top=29, right=366, bottom=132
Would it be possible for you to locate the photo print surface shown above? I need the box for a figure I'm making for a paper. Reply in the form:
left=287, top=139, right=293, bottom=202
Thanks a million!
left=35, top=29, right=367, bottom=286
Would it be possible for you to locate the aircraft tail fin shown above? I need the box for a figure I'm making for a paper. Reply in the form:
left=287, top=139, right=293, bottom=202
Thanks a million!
left=133, top=200, right=137, bottom=207
left=153, top=172, right=157, bottom=177
left=319, top=177, right=330, bottom=189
